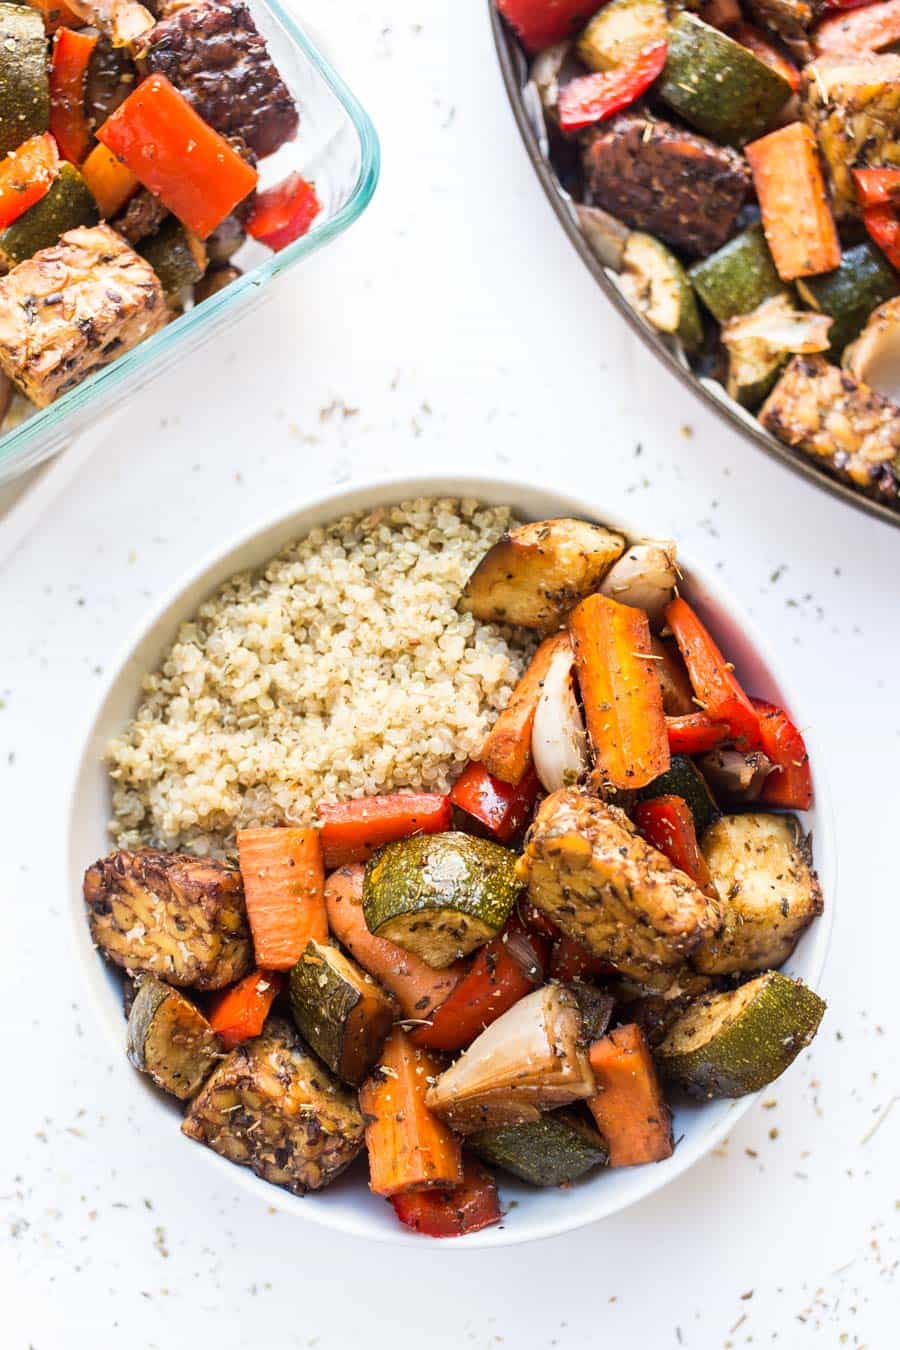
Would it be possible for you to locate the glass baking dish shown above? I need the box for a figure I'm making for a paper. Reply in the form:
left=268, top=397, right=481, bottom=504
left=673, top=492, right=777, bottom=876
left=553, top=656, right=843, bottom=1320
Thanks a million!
left=0, top=0, right=379, bottom=487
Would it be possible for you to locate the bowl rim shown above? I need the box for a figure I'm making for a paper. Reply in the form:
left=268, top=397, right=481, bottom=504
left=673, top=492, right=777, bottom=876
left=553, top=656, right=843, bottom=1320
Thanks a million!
left=66, top=471, right=836, bottom=1248
left=487, top=3, right=900, bottom=533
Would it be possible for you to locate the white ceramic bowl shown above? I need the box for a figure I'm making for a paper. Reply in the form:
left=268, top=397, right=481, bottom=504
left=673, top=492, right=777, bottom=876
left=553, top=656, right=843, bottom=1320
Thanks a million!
left=67, top=475, right=835, bottom=1247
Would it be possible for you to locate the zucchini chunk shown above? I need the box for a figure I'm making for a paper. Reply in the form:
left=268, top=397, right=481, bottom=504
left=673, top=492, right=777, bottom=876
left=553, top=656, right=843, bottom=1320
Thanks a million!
left=460, top=517, right=626, bottom=631
left=618, top=233, right=703, bottom=354
left=140, top=218, right=208, bottom=298
left=0, top=164, right=99, bottom=273
left=470, top=1111, right=608, bottom=1186
left=425, top=985, right=596, bottom=1133
left=517, top=790, right=721, bottom=988
left=83, top=848, right=253, bottom=991
left=658, top=13, right=793, bottom=147
left=689, top=224, right=785, bottom=324
left=363, top=832, right=520, bottom=969
left=638, top=754, right=720, bottom=839
left=126, top=975, right=222, bottom=1100
left=721, top=294, right=833, bottom=409
left=0, top=4, right=49, bottom=158
left=693, top=813, right=823, bottom=975
left=796, top=243, right=900, bottom=358
left=182, top=1018, right=365, bottom=1194
left=288, top=940, right=394, bottom=1086
left=577, top=0, right=667, bottom=72
left=657, top=970, right=826, bottom=1098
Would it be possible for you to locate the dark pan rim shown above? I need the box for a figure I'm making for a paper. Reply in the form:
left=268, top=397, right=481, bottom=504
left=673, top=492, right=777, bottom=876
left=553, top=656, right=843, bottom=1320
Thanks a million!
left=489, top=3, right=900, bottom=531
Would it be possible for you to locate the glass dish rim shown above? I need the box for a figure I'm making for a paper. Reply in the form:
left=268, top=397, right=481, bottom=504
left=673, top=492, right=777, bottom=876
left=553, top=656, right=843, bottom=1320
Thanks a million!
left=0, top=0, right=381, bottom=478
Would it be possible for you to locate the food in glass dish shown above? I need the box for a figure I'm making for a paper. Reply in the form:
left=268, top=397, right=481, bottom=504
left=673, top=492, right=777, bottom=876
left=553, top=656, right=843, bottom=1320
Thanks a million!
left=83, top=498, right=826, bottom=1238
left=0, top=0, right=320, bottom=419
left=495, top=0, right=900, bottom=508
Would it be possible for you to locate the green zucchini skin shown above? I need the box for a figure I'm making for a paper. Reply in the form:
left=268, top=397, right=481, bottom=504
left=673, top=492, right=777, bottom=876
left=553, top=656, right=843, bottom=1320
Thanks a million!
left=658, top=13, right=792, bottom=147
left=689, top=225, right=785, bottom=324
left=0, top=163, right=99, bottom=270
left=470, top=1112, right=609, bottom=1186
left=0, top=4, right=49, bottom=158
left=363, top=831, right=520, bottom=969
left=140, top=219, right=208, bottom=297
left=288, top=940, right=394, bottom=1086
left=126, top=975, right=223, bottom=1100
left=638, top=754, right=720, bottom=838
left=657, top=970, right=826, bottom=1099
left=577, top=0, right=668, bottom=72
left=796, top=243, right=900, bottom=357
left=621, top=231, right=704, bottom=353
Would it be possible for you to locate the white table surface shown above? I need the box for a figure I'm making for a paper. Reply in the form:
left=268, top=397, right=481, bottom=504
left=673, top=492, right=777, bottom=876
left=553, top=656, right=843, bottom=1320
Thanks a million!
left=1, top=2, right=897, bottom=1346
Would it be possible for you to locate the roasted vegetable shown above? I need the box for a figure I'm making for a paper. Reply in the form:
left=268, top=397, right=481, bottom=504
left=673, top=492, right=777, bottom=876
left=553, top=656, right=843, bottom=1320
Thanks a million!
left=80, top=140, right=138, bottom=218
left=586, top=1023, right=674, bottom=1165
left=0, top=162, right=98, bottom=271
left=577, top=0, right=667, bottom=71
left=730, top=21, right=801, bottom=91
left=689, top=223, right=785, bottom=324
left=461, top=517, right=625, bottom=630
left=182, top=1018, right=365, bottom=1194
left=318, top=791, right=452, bottom=868
left=658, top=13, right=793, bottom=146
left=722, top=293, right=833, bottom=406
left=633, top=796, right=715, bottom=894
left=246, top=172, right=319, bottom=251
left=597, top=538, right=679, bottom=628
left=391, top=1158, right=501, bottom=1238
left=852, top=166, right=900, bottom=210
left=651, top=636, right=695, bottom=717
left=638, top=754, right=720, bottom=838
left=0, top=133, right=59, bottom=231
left=666, top=712, right=729, bottom=754
left=618, top=232, right=703, bottom=354
left=359, top=1029, right=463, bottom=1196
left=481, top=632, right=570, bottom=786
left=208, top=969, right=281, bottom=1050
left=529, top=641, right=589, bottom=794
left=517, top=790, right=721, bottom=987
left=800, top=55, right=900, bottom=221
left=694, top=812, right=823, bottom=973
left=289, top=940, right=394, bottom=1086
left=745, top=0, right=821, bottom=61
left=0, top=3, right=50, bottom=158
left=112, top=185, right=167, bottom=245
left=574, top=201, right=630, bottom=270
left=85, top=36, right=134, bottom=131
left=49, top=26, right=98, bottom=165
left=236, top=826, right=326, bottom=972
left=126, top=974, right=222, bottom=1099
left=139, top=217, right=207, bottom=296
left=753, top=698, right=813, bottom=809
left=796, top=242, right=900, bottom=356
left=697, top=745, right=773, bottom=801
left=83, top=847, right=252, bottom=990
left=758, top=354, right=900, bottom=500
left=813, top=0, right=900, bottom=58
left=843, top=295, right=900, bottom=405
left=450, top=762, right=542, bottom=842
left=425, top=984, right=596, bottom=1133
left=471, top=1111, right=608, bottom=1185
left=745, top=122, right=841, bottom=280
left=557, top=40, right=668, bottom=132
left=497, top=0, right=604, bottom=52
left=582, top=113, right=751, bottom=258
left=136, top=0, right=299, bottom=157
left=665, top=597, right=762, bottom=748
left=363, top=832, right=520, bottom=969
left=657, top=971, right=826, bottom=1098
left=193, top=262, right=240, bottom=304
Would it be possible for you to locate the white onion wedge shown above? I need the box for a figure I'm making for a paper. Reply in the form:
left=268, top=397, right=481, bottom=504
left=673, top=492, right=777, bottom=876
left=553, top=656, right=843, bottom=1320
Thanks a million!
left=699, top=748, right=773, bottom=802
left=531, top=640, right=588, bottom=793
left=598, top=538, right=679, bottom=629
left=843, top=297, right=900, bottom=405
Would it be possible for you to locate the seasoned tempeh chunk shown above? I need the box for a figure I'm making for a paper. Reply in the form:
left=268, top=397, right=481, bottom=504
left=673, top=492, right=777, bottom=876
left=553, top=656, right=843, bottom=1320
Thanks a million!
left=0, top=224, right=165, bottom=407
left=136, top=0, right=298, bottom=158
left=84, top=847, right=253, bottom=989
left=182, top=1018, right=365, bottom=1193
left=582, top=114, right=750, bottom=257
left=759, top=355, right=900, bottom=501
left=800, top=55, right=900, bottom=219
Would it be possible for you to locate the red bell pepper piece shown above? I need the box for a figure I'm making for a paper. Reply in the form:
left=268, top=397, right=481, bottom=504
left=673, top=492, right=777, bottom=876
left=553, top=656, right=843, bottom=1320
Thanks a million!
left=450, top=762, right=540, bottom=843
left=49, top=27, right=98, bottom=165
left=496, top=0, right=605, bottom=53
left=558, top=40, right=667, bottom=132
left=752, top=699, right=813, bottom=810
left=518, top=900, right=561, bottom=941
left=852, top=166, right=900, bottom=209
left=730, top=22, right=800, bottom=91
left=549, top=935, right=615, bottom=982
left=247, top=172, right=320, bottom=251
left=0, top=134, right=59, bottom=230
left=98, top=74, right=258, bottom=239
left=633, top=795, right=714, bottom=894
left=317, top=792, right=452, bottom=868
left=665, top=712, right=730, bottom=755
left=411, top=918, right=548, bottom=1052
left=207, top=970, right=283, bottom=1050
left=391, top=1158, right=501, bottom=1238
left=665, top=598, right=761, bottom=748
left=862, top=205, right=900, bottom=270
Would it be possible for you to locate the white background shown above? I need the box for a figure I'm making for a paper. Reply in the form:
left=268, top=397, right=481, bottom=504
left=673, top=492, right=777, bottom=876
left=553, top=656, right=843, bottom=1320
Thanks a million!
left=1, top=2, right=897, bottom=1346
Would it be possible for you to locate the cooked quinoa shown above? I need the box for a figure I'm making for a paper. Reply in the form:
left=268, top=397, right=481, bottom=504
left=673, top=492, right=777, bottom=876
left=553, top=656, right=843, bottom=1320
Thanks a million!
left=108, top=498, right=533, bottom=856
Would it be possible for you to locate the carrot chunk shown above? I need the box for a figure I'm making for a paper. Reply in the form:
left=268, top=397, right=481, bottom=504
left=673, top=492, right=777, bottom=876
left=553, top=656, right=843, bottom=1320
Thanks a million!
left=481, top=632, right=571, bottom=785
left=207, top=969, right=282, bottom=1050
left=587, top=1024, right=673, bottom=1166
left=745, top=123, right=841, bottom=281
left=318, top=792, right=452, bottom=868
left=236, top=827, right=326, bottom=971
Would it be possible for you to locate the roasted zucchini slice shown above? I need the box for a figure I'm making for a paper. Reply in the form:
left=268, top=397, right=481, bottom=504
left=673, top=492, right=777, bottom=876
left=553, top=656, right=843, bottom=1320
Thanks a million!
left=577, top=0, right=667, bottom=72
left=657, top=970, right=826, bottom=1098
left=619, top=232, right=703, bottom=354
left=689, top=224, right=786, bottom=324
left=693, top=812, right=823, bottom=974
left=182, top=1018, right=365, bottom=1194
left=363, top=832, right=520, bottom=969
left=289, top=940, right=394, bottom=1086
left=460, top=517, right=626, bottom=631
left=470, top=1111, right=608, bottom=1186
left=638, top=754, right=720, bottom=839
left=0, top=164, right=99, bottom=272
left=0, top=4, right=49, bottom=158
left=126, top=975, right=222, bottom=1100
left=140, top=218, right=208, bottom=298
left=796, top=243, right=900, bottom=358
left=721, top=294, right=833, bottom=409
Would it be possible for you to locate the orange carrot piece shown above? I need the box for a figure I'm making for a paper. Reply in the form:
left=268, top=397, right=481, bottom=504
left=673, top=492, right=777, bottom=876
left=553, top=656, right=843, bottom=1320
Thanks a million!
left=481, top=632, right=571, bottom=785
left=81, top=142, right=139, bottom=218
left=208, top=969, right=282, bottom=1050
left=25, top=0, right=85, bottom=33
left=745, top=123, right=841, bottom=281
left=359, top=1028, right=463, bottom=1196
left=324, top=865, right=463, bottom=1019
left=318, top=792, right=452, bottom=868
left=813, top=0, right=900, bottom=56
left=568, top=593, right=669, bottom=790
left=587, top=1024, right=674, bottom=1167
left=236, top=827, right=326, bottom=971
